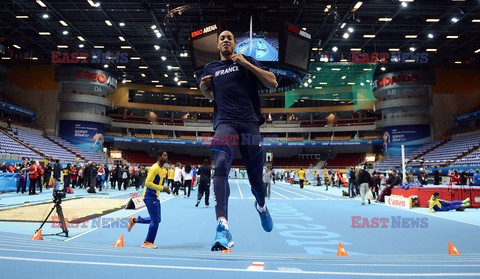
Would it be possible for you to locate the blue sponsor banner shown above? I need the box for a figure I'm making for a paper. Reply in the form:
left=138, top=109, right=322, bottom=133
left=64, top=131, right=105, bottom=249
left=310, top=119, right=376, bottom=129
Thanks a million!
left=104, top=136, right=382, bottom=147
left=59, top=120, right=105, bottom=152
left=455, top=110, right=480, bottom=122
left=383, top=125, right=430, bottom=156
left=0, top=101, right=36, bottom=118
left=376, top=166, right=480, bottom=175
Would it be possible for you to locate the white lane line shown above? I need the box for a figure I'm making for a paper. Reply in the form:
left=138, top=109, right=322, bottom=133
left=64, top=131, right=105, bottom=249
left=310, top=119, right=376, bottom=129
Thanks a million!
left=2, top=256, right=480, bottom=276
left=272, top=185, right=313, bottom=200
left=65, top=196, right=175, bottom=242
left=235, top=179, right=244, bottom=199
left=247, top=262, right=264, bottom=271
left=270, top=189, right=290, bottom=200
left=276, top=182, right=336, bottom=200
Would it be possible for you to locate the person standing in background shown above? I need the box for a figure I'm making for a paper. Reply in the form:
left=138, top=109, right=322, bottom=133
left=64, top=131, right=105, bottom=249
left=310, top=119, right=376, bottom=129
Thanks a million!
left=53, top=160, right=61, bottom=190
left=433, top=166, right=441, bottom=185
left=196, top=159, right=212, bottom=207
left=44, top=162, right=52, bottom=189
left=348, top=167, right=356, bottom=198
left=173, top=162, right=182, bottom=196
left=182, top=164, right=193, bottom=198
left=167, top=166, right=175, bottom=191
left=297, top=168, right=305, bottom=189
left=263, top=166, right=272, bottom=199
left=356, top=166, right=371, bottom=205
left=473, top=169, right=480, bottom=186
left=28, top=161, right=38, bottom=195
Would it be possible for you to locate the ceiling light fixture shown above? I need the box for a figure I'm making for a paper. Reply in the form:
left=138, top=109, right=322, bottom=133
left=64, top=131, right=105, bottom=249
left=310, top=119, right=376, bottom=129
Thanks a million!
left=87, top=0, right=100, bottom=7
left=105, top=20, right=112, bottom=26
left=36, top=0, right=46, bottom=8
left=59, top=20, right=68, bottom=26
left=352, top=2, right=363, bottom=12
left=77, top=36, right=85, bottom=41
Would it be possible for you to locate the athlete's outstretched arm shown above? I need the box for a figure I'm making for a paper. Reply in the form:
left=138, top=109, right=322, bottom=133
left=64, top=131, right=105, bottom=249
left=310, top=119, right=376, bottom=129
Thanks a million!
left=232, top=54, right=278, bottom=89
left=200, top=75, right=214, bottom=100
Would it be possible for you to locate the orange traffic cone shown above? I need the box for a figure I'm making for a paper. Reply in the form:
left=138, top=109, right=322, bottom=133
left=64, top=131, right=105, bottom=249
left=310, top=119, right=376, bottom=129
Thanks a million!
left=448, top=241, right=461, bottom=255
left=336, top=242, right=348, bottom=257
left=30, top=228, right=42, bottom=240
left=113, top=234, right=124, bottom=248
left=221, top=248, right=231, bottom=254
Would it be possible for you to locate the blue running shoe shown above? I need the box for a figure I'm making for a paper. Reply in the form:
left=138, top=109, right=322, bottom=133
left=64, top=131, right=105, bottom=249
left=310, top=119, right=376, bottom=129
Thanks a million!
left=254, top=200, right=273, bottom=232
left=211, top=223, right=234, bottom=251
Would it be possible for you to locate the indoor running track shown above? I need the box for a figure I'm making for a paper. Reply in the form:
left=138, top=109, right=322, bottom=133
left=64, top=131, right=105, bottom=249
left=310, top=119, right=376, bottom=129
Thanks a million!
left=1, top=179, right=480, bottom=278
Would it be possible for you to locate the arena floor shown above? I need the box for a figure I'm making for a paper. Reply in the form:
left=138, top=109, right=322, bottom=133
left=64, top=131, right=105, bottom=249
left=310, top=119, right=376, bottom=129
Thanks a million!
left=0, top=180, right=479, bottom=278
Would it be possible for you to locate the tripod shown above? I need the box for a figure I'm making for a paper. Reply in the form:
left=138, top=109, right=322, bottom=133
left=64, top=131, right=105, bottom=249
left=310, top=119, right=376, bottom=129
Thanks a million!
left=35, top=196, right=69, bottom=237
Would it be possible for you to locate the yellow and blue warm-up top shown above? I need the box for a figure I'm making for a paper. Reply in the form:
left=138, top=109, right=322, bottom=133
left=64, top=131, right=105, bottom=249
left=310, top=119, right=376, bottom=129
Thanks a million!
left=142, top=163, right=167, bottom=199
left=428, top=195, right=442, bottom=212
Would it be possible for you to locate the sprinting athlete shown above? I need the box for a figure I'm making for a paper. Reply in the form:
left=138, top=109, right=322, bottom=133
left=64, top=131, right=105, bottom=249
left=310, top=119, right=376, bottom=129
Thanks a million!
left=127, top=150, right=171, bottom=248
left=200, top=30, right=278, bottom=251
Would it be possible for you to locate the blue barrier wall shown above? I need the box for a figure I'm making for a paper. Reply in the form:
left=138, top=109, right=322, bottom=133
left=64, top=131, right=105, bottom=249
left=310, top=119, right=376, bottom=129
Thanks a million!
left=0, top=173, right=19, bottom=192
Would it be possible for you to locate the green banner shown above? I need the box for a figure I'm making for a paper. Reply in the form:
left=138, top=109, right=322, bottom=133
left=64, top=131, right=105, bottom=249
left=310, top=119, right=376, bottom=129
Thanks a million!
left=285, top=62, right=377, bottom=111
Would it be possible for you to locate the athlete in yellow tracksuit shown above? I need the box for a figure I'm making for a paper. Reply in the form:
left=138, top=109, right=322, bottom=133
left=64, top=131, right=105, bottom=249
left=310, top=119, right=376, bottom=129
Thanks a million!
left=428, top=192, right=470, bottom=212
left=298, top=168, right=306, bottom=189
left=127, top=151, right=171, bottom=248
left=167, top=167, right=175, bottom=190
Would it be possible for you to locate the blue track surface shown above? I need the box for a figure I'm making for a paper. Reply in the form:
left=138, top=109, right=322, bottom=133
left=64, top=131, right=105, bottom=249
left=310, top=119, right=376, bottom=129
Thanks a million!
left=1, top=179, right=480, bottom=278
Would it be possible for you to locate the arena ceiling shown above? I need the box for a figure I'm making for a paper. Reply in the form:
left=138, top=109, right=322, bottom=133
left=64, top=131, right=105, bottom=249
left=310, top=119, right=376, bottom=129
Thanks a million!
left=1, top=0, right=479, bottom=88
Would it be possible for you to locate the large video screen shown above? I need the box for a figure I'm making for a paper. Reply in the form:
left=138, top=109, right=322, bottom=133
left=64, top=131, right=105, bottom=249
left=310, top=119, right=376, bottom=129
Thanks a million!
left=284, top=33, right=310, bottom=71
left=234, top=31, right=279, bottom=62
left=192, top=32, right=219, bottom=69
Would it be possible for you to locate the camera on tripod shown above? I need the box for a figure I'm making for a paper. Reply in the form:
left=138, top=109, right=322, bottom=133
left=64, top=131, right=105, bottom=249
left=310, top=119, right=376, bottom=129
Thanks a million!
left=53, top=189, right=66, bottom=203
